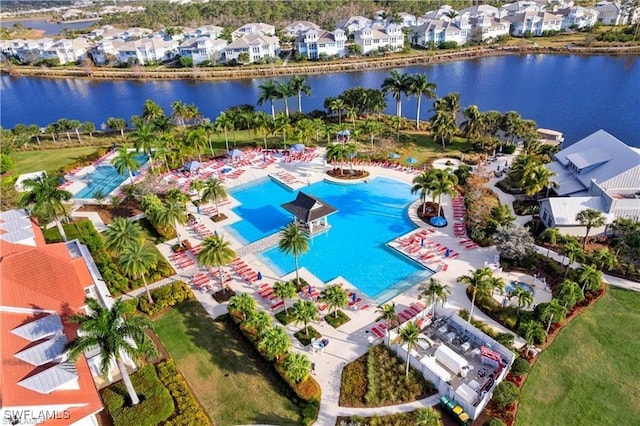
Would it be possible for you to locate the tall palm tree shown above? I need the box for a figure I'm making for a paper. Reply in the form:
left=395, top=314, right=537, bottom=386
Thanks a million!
left=190, top=179, right=205, bottom=205
left=430, top=110, right=457, bottom=151
left=171, top=100, right=189, bottom=128
left=326, top=143, right=347, bottom=175
left=278, top=223, right=309, bottom=287
left=273, top=280, right=298, bottom=315
left=156, top=200, right=187, bottom=246
left=185, top=128, right=208, bottom=162
left=575, top=208, right=607, bottom=249
left=398, top=321, right=425, bottom=376
left=363, top=118, right=382, bottom=147
left=541, top=298, right=567, bottom=334
left=288, top=75, right=312, bottom=113
left=64, top=298, right=154, bottom=406
left=411, top=171, right=437, bottom=215
left=111, top=146, right=141, bottom=185
left=417, top=278, right=450, bottom=317
left=103, top=217, right=144, bottom=256
left=257, top=80, right=279, bottom=119
left=376, top=303, right=398, bottom=344
left=328, top=98, right=346, bottom=127
left=254, top=111, right=273, bottom=149
left=519, top=163, right=557, bottom=198
left=130, top=123, right=157, bottom=171
left=557, top=279, right=584, bottom=309
left=576, top=264, right=603, bottom=293
left=560, top=240, right=584, bottom=277
left=201, top=118, right=217, bottom=155
left=228, top=293, right=257, bottom=321
left=142, top=99, right=165, bottom=124
left=409, top=73, right=437, bottom=129
left=201, top=178, right=226, bottom=214
left=273, top=112, right=292, bottom=149
left=119, top=241, right=158, bottom=305
left=19, top=174, right=72, bottom=241
left=321, top=284, right=349, bottom=319
left=258, top=326, right=290, bottom=361
left=105, top=117, right=127, bottom=139
left=282, top=351, right=312, bottom=383
left=381, top=70, right=412, bottom=118
left=215, top=112, right=234, bottom=153
left=434, top=92, right=460, bottom=121
left=458, top=268, right=493, bottom=324
left=540, top=227, right=562, bottom=256
left=432, top=169, right=458, bottom=217
left=511, top=286, right=533, bottom=315
left=415, top=407, right=443, bottom=426
left=460, top=105, right=484, bottom=141
left=245, top=310, right=272, bottom=336
left=292, top=300, right=319, bottom=337
left=518, top=320, right=546, bottom=346
left=198, top=235, right=236, bottom=288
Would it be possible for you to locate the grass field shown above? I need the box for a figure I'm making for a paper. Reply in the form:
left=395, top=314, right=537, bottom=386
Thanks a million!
left=11, top=146, right=106, bottom=174
left=153, top=301, right=300, bottom=426
left=516, top=287, right=640, bottom=425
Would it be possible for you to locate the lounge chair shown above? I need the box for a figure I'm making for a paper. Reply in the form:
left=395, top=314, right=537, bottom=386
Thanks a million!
left=270, top=300, right=284, bottom=311
left=370, top=327, right=384, bottom=339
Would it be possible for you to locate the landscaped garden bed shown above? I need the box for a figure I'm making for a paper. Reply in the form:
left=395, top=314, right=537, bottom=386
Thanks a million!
left=275, top=309, right=296, bottom=325
left=415, top=201, right=444, bottom=226
left=294, top=326, right=321, bottom=346
left=327, top=168, right=369, bottom=180
left=324, top=309, right=350, bottom=329
left=336, top=406, right=448, bottom=426
left=212, top=287, right=236, bottom=303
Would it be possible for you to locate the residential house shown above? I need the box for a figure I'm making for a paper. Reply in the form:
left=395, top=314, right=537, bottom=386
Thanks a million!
left=15, top=38, right=54, bottom=64
left=283, top=20, right=321, bottom=38
left=539, top=130, right=640, bottom=235
left=469, top=14, right=511, bottom=41
left=224, top=33, right=280, bottom=63
left=116, top=27, right=153, bottom=41
left=557, top=6, right=599, bottom=30
left=500, top=1, right=546, bottom=16
left=395, top=12, right=419, bottom=27
left=178, top=37, right=227, bottom=64
left=410, top=18, right=470, bottom=47
left=354, top=23, right=404, bottom=54
left=117, top=37, right=179, bottom=65
left=155, top=27, right=194, bottom=42
left=90, top=39, right=126, bottom=65
left=87, top=25, right=124, bottom=41
left=185, top=24, right=225, bottom=40
left=423, top=5, right=459, bottom=20
left=0, top=209, right=122, bottom=425
left=42, top=38, right=90, bottom=64
left=508, top=11, right=563, bottom=36
left=459, top=5, right=507, bottom=19
left=295, top=28, right=347, bottom=59
left=595, top=1, right=633, bottom=25
left=231, top=22, right=275, bottom=41
left=336, top=16, right=373, bottom=33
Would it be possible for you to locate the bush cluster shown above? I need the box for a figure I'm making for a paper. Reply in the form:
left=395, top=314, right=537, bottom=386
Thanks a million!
left=101, top=365, right=174, bottom=426
left=510, top=357, right=531, bottom=377
left=324, top=310, right=351, bottom=329
left=339, top=354, right=367, bottom=406
left=138, top=281, right=193, bottom=315
left=156, top=359, right=210, bottom=425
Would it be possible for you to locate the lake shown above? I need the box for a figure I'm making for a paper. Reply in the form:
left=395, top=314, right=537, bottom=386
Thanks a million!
left=0, top=18, right=99, bottom=36
left=1, top=54, right=638, bottom=146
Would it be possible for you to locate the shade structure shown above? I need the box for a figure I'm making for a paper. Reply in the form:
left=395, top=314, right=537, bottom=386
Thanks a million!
left=406, top=157, right=418, bottom=164
left=389, top=153, right=400, bottom=159
left=184, top=160, right=201, bottom=172
left=430, top=216, right=447, bottom=227
left=227, top=149, right=244, bottom=158
left=291, top=144, right=305, bottom=152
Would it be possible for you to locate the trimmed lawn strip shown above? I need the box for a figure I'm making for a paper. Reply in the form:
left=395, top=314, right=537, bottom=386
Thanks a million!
left=153, top=301, right=300, bottom=426
left=516, top=287, right=640, bottom=426
left=12, top=146, right=106, bottom=174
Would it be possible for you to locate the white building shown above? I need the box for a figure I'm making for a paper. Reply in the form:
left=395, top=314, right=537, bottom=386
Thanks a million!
left=470, top=15, right=511, bottom=41
left=178, top=37, right=227, bottom=64
left=231, top=22, right=275, bottom=41
left=295, top=28, right=347, bottom=59
left=557, top=6, right=599, bottom=30
left=116, top=37, right=179, bottom=65
left=336, top=15, right=373, bottom=33
left=595, top=1, right=636, bottom=25
left=224, top=33, right=280, bottom=63
left=42, top=38, right=90, bottom=64
left=539, top=130, right=640, bottom=235
left=509, top=11, right=563, bottom=36
left=354, top=23, right=404, bottom=54
left=185, top=24, right=225, bottom=40
left=410, top=19, right=470, bottom=47
left=283, top=20, right=321, bottom=38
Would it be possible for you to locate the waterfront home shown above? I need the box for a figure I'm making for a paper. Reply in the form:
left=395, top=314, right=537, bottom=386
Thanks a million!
left=224, top=33, right=280, bottom=63
left=42, top=37, right=90, bottom=65
left=0, top=209, right=122, bottom=425
left=508, top=11, right=563, bottom=36
left=354, top=23, right=404, bottom=54
left=178, top=37, right=227, bottom=64
left=283, top=20, right=321, bottom=38
left=155, top=27, right=195, bottom=42
left=14, top=37, right=54, bottom=64
left=500, top=1, right=546, bottom=16
left=557, top=6, right=600, bottom=30
left=336, top=16, right=373, bottom=33
left=0, top=39, right=26, bottom=57
left=459, top=4, right=508, bottom=19
left=395, top=12, right=420, bottom=27
left=91, top=39, right=125, bottom=65
left=87, top=25, right=125, bottom=41
left=469, top=15, right=511, bottom=42
left=539, top=130, right=640, bottom=235
left=410, top=18, right=470, bottom=47
left=184, top=24, right=225, bottom=40
left=231, top=22, right=276, bottom=41
left=116, top=37, right=179, bottom=65
left=595, top=1, right=635, bottom=25
left=295, top=28, right=347, bottom=59
left=423, top=4, right=459, bottom=20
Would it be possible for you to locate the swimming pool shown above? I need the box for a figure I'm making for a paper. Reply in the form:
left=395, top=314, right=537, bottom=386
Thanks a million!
left=226, top=177, right=433, bottom=302
left=73, top=153, right=148, bottom=199
left=505, top=281, right=534, bottom=295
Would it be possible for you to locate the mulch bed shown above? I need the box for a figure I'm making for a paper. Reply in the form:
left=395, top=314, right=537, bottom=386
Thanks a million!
left=326, top=168, right=370, bottom=180
left=212, top=288, right=236, bottom=303
left=415, top=201, right=444, bottom=226
left=76, top=199, right=143, bottom=224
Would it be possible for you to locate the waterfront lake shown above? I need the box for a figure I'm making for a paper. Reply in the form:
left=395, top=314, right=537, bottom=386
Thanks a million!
left=1, top=54, right=639, bottom=146
left=0, top=19, right=99, bottom=36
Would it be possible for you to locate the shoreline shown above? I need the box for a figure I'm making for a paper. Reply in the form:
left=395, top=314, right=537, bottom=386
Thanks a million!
left=1, top=44, right=639, bottom=81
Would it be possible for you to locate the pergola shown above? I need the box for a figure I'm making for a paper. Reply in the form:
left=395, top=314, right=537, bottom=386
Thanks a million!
left=281, top=192, right=337, bottom=234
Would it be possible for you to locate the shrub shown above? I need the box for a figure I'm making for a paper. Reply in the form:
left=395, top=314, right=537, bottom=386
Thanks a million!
left=138, top=281, right=192, bottom=315
left=484, top=417, right=507, bottom=426
left=339, top=353, right=367, bottom=406
left=324, top=309, right=350, bottom=329
left=0, top=153, right=15, bottom=174
left=511, top=357, right=531, bottom=376
left=156, top=359, right=210, bottom=425
left=294, top=326, right=321, bottom=346
left=499, top=144, right=517, bottom=154
left=492, top=381, right=519, bottom=408
left=101, top=365, right=174, bottom=426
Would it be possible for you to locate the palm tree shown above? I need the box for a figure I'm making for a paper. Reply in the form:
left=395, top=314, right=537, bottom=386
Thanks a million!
left=415, top=407, right=443, bottom=426
left=321, top=284, right=349, bottom=319
left=458, top=268, right=493, bottom=324
left=460, top=105, right=484, bottom=141
left=518, top=320, right=546, bottom=346
left=343, top=142, right=358, bottom=175
left=591, top=247, right=618, bottom=271
left=276, top=81, right=294, bottom=117
left=363, top=118, right=382, bottom=147
left=381, top=70, right=412, bottom=118
left=119, top=241, right=158, bottom=305
left=409, top=73, right=438, bottom=129
left=201, top=178, right=226, bottom=214
left=215, top=112, right=234, bottom=153
left=103, top=217, right=144, bottom=256
left=245, top=310, right=272, bottom=336
left=190, top=179, right=205, bottom=205
left=258, top=326, right=290, bottom=361
left=328, top=98, right=346, bottom=127
left=111, top=146, right=141, bottom=185
left=257, top=80, right=279, bottom=119
left=292, top=300, right=319, bottom=337
left=69, top=119, right=82, bottom=143
left=511, top=286, right=533, bottom=315
left=432, top=169, right=458, bottom=217
left=228, top=293, right=257, bottom=321
left=411, top=171, right=437, bottom=215
left=398, top=321, right=425, bottom=376
left=185, top=128, right=208, bottom=162
left=417, top=278, right=450, bottom=317
left=273, top=280, right=298, bottom=315
left=576, top=264, right=603, bottom=293
left=282, top=352, right=312, bottom=383
left=326, top=143, right=347, bottom=175
left=430, top=110, right=457, bottom=150
left=64, top=298, right=154, bottom=406
left=273, top=112, right=292, bottom=149
left=575, top=208, right=606, bottom=249
left=278, top=222, right=309, bottom=287
left=130, top=123, right=157, bottom=171
left=198, top=235, right=236, bottom=288
left=105, top=117, right=127, bottom=139
left=540, top=227, right=562, bottom=256
left=171, top=100, right=190, bottom=128
left=19, top=175, right=72, bottom=241
left=557, top=279, right=584, bottom=309
left=519, top=163, right=557, bottom=198
left=376, top=303, right=398, bottom=344
left=541, top=298, right=567, bottom=334
left=254, top=111, right=273, bottom=149
left=288, top=75, right=312, bottom=113
left=560, top=240, right=584, bottom=277
left=156, top=200, right=187, bottom=246
left=142, top=99, right=165, bottom=123
left=434, top=92, right=461, bottom=121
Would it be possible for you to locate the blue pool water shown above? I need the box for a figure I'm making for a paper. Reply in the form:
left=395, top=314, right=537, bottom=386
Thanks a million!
left=73, top=153, right=148, bottom=199
left=505, top=281, right=534, bottom=295
left=226, top=177, right=433, bottom=302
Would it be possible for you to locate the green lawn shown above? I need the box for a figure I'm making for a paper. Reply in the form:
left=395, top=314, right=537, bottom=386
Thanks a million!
left=153, top=301, right=300, bottom=426
left=516, top=287, right=640, bottom=425
left=12, top=146, right=106, bottom=174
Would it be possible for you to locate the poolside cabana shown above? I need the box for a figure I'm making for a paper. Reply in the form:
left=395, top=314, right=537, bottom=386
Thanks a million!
left=281, top=192, right=337, bottom=234
left=14, top=171, right=46, bottom=192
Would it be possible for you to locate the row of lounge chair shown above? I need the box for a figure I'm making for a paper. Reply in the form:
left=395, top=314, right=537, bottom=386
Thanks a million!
left=369, top=302, right=426, bottom=339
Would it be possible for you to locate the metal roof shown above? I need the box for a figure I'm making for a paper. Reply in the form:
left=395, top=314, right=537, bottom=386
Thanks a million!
left=544, top=197, right=615, bottom=226
left=565, top=148, right=610, bottom=170
left=14, top=333, right=67, bottom=366
left=11, top=314, right=63, bottom=342
left=0, top=209, right=36, bottom=245
left=18, top=362, right=79, bottom=394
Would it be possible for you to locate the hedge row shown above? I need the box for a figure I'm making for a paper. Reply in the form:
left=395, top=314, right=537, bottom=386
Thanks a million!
left=138, top=281, right=193, bottom=316
left=156, top=359, right=210, bottom=426
left=101, top=364, right=174, bottom=426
